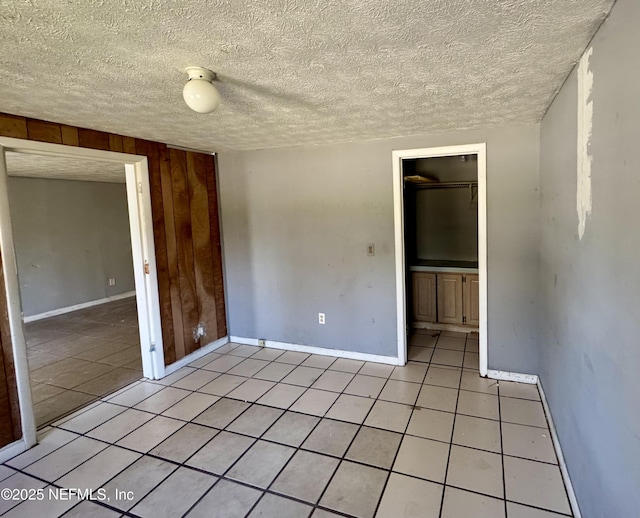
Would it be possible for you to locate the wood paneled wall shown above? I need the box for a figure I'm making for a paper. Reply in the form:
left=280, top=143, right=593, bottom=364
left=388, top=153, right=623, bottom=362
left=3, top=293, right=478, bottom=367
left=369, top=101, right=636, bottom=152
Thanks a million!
left=0, top=112, right=226, bottom=447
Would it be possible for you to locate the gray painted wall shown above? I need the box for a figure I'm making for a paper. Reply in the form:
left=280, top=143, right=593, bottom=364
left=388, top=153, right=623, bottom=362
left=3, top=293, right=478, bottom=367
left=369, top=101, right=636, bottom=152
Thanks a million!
left=8, top=177, right=135, bottom=317
left=219, top=124, right=540, bottom=369
left=539, top=0, right=640, bottom=516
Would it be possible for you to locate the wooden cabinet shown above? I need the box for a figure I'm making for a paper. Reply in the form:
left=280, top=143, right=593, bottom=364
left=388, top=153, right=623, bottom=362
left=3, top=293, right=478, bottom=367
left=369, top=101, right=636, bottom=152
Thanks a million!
left=412, top=270, right=478, bottom=328
left=412, top=273, right=436, bottom=322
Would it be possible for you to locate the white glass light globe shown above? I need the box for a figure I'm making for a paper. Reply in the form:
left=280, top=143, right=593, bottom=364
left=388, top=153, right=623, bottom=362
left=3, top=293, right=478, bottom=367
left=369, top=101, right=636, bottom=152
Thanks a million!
left=183, top=77, right=220, bottom=114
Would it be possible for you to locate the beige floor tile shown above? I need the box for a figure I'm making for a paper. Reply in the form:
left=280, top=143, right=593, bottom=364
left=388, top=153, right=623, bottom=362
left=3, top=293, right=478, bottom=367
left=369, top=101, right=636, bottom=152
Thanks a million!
left=226, top=404, right=284, bottom=436
left=390, top=362, right=428, bottom=383
left=344, top=374, right=386, bottom=398
left=289, top=388, right=338, bottom=416
left=213, top=342, right=242, bottom=355
left=63, top=500, right=123, bottom=517
left=393, top=434, right=449, bottom=483
left=364, top=400, right=413, bottom=433
left=359, top=362, right=394, bottom=378
left=506, top=501, right=569, bottom=518
left=463, top=352, right=480, bottom=370
left=149, top=423, right=219, bottom=463
left=281, top=366, right=325, bottom=387
left=57, top=445, right=140, bottom=488
left=0, top=465, right=15, bottom=482
left=201, top=354, right=245, bottom=373
left=377, top=472, right=443, bottom=518
left=379, top=379, right=421, bottom=405
left=302, top=419, right=358, bottom=457
left=227, top=440, right=295, bottom=488
left=30, top=382, right=66, bottom=404
left=250, top=347, right=285, bottom=361
left=188, top=352, right=222, bottom=368
left=106, top=381, right=164, bottom=406
left=320, top=461, right=387, bottom=518
left=441, top=486, right=506, bottom=518
left=275, top=351, right=311, bottom=365
left=460, top=371, right=499, bottom=394
left=130, top=466, right=217, bottom=518
left=1, top=486, right=77, bottom=518
left=170, top=369, right=220, bottom=390
left=253, top=361, right=296, bottom=382
left=452, top=414, right=502, bottom=453
left=257, top=383, right=306, bottom=409
left=73, top=339, right=133, bottom=362
left=500, top=397, right=548, bottom=428
left=228, top=344, right=262, bottom=357
left=416, top=384, right=458, bottom=412
left=408, top=345, right=434, bottom=362
left=436, top=336, right=467, bottom=351
left=187, top=430, right=255, bottom=474
left=134, top=386, right=191, bottom=413
left=86, top=408, right=154, bottom=443
left=227, top=358, right=271, bottom=377
left=301, top=354, right=336, bottom=369
left=431, top=349, right=464, bottom=367
left=311, top=370, right=354, bottom=392
left=346, top=426, right=402, bottom=469
left=312, top=509, right=343, bottom=517
left=504, top=456, right=571, bottom=514
left=271, top=450, right=339, bottom=503
left=7, top=428, right=78, bottom=470
left=456, top=390, right=499, bottom=420
left=149, top=367, right=195, bottom=386
left=73, top=367, right=142, bottom=396
left=424, top=365, right=462, bottom=388
left=193, top=397, right=250, bottom=429
left=26, top=350, right=67, bottom=371
left=263, top=412, right=320, bottom=447
left=328, top=358, right=364, bottom=373
left=116, top=415, right=185, bottom=453
left=56, top=402, right=126, bottom=434
left=410, top=333, right=438, bottom=347
left=199, top=374, right=247, bottom=396
left=33, top=390, right=96, bottom=427
left=97, top=346, right=141, bottom=367
left=248, top=493, right=313, bottom=518
left=325, top=393, right=374, bottom=424
left=503, top=422, right=557, bottom=463
left=161, top=392, right=220, bottom=421
left=188, top=479, right=262, bottom=518
left=406, top=407, right=455, bottom=442
left=0, top=473, right=47, bottom=515
left=465, top=338, right=479, bottom=353
left=24, top=436, right=108, bottom=481
left=446, top=445, right=504, bottom=498
left=226, top=378, right=275, bottom=402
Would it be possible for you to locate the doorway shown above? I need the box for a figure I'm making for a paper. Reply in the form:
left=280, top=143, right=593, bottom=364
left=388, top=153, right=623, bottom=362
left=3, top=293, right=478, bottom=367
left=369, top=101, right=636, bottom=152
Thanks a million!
left=0, top=137, right=164, bottom=449
left=392, top=144, right=488, bottom=375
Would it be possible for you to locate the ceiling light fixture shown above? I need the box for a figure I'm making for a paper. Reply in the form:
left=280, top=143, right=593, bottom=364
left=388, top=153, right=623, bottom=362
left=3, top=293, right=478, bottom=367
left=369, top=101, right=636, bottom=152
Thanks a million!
left=183, top=67, right=220, bottom=114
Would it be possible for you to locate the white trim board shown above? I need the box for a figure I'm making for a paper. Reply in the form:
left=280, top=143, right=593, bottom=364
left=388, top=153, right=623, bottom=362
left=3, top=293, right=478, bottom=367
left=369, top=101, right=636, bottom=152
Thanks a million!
left=538, top=380, right=583, bottom=518
left=487, top=369, right=539, bottom=385
left=23, top=291, right=136, bottom=323
left=230, top=336, right=400, bottom=365
left=392, top=143, right=488, bottom=375
left=0, top=439, right=27, bottom=464
left=164, top=336, right=230, bottom=375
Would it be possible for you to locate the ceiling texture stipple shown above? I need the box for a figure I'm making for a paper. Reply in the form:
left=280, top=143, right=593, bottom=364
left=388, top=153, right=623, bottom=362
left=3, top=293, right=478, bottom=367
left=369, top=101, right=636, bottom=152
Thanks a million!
left=6, top=153, right=125, bottom=183
left=0, top=0, right=614, bottom=152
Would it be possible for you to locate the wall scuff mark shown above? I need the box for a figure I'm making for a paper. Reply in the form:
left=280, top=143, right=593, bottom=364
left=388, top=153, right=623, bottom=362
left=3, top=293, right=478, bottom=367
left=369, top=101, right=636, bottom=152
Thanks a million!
left=577, top=46, right=594, bottom=240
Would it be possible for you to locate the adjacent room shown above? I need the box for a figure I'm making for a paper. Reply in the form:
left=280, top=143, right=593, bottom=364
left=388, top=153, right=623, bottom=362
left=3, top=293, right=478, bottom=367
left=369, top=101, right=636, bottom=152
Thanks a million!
left=0, top=1, right=637, bottom=517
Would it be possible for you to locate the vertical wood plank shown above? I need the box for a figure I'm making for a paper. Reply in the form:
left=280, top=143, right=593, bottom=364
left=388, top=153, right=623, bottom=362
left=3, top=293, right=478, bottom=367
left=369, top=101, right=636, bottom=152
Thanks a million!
left=186, top=152, right=218, bottom=343
left=122, top=136, right=136, bottom=154
left=60, top=125, right=79, bottom=146
left=0, top=114, right=27, bottom=138
left=26, top=119, right=62, bottom=143
left=109, top=134, right=124, bottom=152
left=160, top=146, right=185, bottom=361
left=205, top=155, right=227, bottom=338
left=169, top=149, right=199, bottom=356
left=77, top=128, right=110, bottom=150
left=136, top=140, right=176, bottom=365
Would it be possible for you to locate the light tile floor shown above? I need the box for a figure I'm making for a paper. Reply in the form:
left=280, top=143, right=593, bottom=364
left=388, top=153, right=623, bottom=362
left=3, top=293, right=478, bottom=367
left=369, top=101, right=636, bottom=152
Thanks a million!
left=23, top=298, right=142, bottom=426
left=0, top=331, right=572, bottom=517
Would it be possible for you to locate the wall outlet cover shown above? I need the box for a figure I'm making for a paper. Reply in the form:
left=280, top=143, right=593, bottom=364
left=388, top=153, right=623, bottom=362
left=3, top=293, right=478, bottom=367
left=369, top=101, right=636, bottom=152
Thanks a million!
left=258, top=339, right=266, bottom=347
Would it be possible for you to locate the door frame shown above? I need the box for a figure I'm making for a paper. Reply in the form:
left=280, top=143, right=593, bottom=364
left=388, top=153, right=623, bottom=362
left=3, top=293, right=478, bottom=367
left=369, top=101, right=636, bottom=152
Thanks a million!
left=0, top=137, right=164, bottom=449
left=392, top=143, right=488, bottom=376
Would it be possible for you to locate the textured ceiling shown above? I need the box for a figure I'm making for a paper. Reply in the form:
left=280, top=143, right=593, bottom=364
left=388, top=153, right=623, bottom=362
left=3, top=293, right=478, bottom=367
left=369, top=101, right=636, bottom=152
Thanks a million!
left=6, top=152, right=125, bottom=183
left=0, top=0, right=613, bottom=152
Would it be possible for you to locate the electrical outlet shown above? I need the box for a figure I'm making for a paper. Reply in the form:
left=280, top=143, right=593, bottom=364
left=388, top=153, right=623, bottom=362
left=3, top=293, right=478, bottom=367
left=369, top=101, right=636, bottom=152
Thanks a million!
left=318, top=313, right=325, bottom=325
left=258, top=339, right=266, bottom=347
left=108, top=278, right=116, bottom=286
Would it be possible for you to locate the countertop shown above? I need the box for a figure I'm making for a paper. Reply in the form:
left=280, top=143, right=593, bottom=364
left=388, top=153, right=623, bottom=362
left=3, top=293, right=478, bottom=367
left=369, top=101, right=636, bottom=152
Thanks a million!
left=410, top=259, right=479, bottom=273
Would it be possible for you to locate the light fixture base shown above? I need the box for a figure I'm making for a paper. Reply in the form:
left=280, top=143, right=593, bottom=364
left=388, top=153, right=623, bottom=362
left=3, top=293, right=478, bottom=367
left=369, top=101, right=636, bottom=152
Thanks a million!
left=185, top=66, right=217, bottom=82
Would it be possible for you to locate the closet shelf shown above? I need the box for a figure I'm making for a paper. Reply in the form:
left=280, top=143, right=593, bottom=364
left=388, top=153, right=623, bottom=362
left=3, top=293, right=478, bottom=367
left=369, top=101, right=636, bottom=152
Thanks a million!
left=405, top=180, right=478, bottom=190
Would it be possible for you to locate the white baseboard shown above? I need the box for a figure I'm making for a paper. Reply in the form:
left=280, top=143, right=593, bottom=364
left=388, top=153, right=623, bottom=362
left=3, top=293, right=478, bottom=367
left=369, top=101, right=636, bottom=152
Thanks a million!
left=487, top=369, right=539, bottom=385
left=23, top=291, right=136, bottom=323
left=230, top=336, right=400, bottom=365
left=537, top=380, right=582, bottom=518
left=0, top=438, right=26, bottom=464
left=164, top=335, right=230, bottom=376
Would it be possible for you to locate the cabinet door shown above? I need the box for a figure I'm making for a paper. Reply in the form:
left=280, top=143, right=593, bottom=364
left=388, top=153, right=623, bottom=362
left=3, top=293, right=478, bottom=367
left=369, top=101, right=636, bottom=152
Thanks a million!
left=437, top=273, right=463, bottom=324
left=463, top=274, right=480, bottom=327
left=412, top=273, right=437, bottom=322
